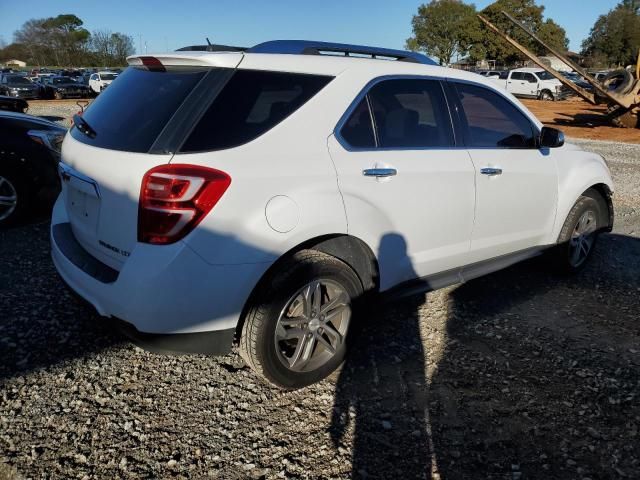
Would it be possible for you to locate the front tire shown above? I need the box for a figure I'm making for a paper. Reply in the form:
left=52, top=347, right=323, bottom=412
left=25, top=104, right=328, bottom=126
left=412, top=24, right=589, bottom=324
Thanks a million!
left=239, top=250, right=363, bottom=389
left=552, top=193, right=603, bottom=273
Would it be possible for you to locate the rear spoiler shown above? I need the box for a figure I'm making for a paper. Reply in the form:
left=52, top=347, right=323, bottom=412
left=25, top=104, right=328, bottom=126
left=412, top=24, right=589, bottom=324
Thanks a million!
left=127, top=52, right=244, bottom=69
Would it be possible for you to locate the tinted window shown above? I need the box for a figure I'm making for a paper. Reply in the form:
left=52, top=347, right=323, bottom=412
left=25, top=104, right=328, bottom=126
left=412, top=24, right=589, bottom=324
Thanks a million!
left=181, top=70, right=332, bottom=152
left=455, top=83, right=536, bottom=148
left=367, top=79, right=453, bottom=148
left=340, top=98, right=375, bottom=148
left=522, top=73, right=537, bottom=83
left=7, top=76, right=30, bottom=84
left=511, top=72, right=524, bottom=80
left=70, top=66, right=207, bottom=153
left=537, top=71, right=553, bottom=80
left=53, top=77, right=74, bottom=84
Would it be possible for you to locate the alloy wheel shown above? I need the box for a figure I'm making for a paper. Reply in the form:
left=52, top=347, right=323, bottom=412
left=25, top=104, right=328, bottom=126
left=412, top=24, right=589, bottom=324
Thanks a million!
left=274, top=279, right=351, bottom=373
left=569, top=210, right=597, bottom=268
left=0, top=176, right=18, bottom=221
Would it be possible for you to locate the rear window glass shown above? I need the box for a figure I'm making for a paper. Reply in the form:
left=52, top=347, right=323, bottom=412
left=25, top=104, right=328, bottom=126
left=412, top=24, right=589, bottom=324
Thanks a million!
left=180, top=70, right=332, bottom=152
left=70, top=66, right=206, bottom=153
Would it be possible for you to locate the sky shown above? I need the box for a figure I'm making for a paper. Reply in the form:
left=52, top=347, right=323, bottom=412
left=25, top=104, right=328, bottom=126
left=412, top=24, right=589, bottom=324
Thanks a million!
left=0, top=0, right=622, bottom=56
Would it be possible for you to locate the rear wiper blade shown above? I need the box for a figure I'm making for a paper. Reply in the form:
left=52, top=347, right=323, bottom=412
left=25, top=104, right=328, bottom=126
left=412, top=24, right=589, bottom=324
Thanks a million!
left=73, top=114, right=96, bottom=139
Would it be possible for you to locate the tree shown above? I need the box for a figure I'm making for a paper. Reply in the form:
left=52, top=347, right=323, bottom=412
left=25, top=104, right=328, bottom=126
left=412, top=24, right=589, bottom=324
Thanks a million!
left=90, top=30, right=135, bottom=67
left=479, top=0, right=569, bottom=64
left=110, top=33, right=135, bottom=65
left=407, top=0, right=481, bottom=65
left=582, top=1, right=640, bottom=67
left=4, top=14, right=134, bottom=67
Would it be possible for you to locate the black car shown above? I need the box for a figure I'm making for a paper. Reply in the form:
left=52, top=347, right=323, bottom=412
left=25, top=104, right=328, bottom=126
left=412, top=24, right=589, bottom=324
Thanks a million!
left=0, top=111, right=67, bottom=226
left=39, top=76, right=91, bottom=100
left=0, top=95, right=28, bottom=113
left=0, top=74, right=40, bottom=100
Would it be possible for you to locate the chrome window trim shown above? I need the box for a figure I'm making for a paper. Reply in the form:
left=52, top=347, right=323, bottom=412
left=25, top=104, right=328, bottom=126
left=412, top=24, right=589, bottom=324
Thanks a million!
left=333, top=74, right=459, bottom=152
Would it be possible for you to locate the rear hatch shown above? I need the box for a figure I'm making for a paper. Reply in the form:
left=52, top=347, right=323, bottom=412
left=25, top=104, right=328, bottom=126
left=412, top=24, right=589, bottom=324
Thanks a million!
left=61, top=53, right=243, bottom=270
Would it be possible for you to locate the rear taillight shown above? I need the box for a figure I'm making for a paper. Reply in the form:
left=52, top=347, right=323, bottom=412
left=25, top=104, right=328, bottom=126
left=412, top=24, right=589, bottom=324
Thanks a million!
left=138, top=164, right=231, bottom=245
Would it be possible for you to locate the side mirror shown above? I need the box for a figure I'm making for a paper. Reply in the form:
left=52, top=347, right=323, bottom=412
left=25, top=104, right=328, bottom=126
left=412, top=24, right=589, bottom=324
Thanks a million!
left=539, top=127, right=565, bottom=148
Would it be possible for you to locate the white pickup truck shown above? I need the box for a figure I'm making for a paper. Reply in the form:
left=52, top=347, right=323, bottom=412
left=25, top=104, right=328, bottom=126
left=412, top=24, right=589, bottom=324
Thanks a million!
left=491, top=67, right=569, bottom=101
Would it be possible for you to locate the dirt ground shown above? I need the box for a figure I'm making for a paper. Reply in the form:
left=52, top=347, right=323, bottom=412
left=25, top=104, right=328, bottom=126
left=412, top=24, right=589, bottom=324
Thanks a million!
left=521, top=98, right=640, bottom=144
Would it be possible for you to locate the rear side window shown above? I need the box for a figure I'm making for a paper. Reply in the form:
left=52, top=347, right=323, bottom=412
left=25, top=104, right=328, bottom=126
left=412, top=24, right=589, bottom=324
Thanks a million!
left=368, top=79, right=454, bottom=148
left=340, top=98, right=376, bottom=148
left=70, top=66, right=207, bottom=153
left=454, top=82, right=536, bottom=149
left=511, top=72, right=523, bottom=80
left=180, top=70, right=332, bottom=152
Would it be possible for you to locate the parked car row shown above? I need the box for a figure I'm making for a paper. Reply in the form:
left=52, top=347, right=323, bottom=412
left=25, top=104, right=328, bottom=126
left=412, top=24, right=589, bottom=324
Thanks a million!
left=0, top=69, right=120, bottom=100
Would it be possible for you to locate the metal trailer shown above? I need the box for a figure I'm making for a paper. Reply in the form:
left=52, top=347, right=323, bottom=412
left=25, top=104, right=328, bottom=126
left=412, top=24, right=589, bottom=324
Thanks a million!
left=478, top=11, right=640, bottom=129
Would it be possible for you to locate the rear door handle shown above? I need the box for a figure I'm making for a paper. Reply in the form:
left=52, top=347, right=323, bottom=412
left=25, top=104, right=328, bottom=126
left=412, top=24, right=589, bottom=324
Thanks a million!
left=363, top=168, right=397, bottom=178
left=480, top=167, right=503, bottom=176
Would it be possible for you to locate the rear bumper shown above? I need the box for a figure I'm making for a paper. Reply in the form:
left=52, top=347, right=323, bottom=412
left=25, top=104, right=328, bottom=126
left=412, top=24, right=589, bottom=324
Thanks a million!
left=51, top=195, right=270, bottom=354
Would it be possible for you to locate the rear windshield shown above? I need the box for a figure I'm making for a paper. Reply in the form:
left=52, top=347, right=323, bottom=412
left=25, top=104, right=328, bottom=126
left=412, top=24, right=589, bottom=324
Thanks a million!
left=100, top=73, right=117, bottom=80
left=180, top=70, right=333, bottom=152
left=70, top=66, right=206, bottom=152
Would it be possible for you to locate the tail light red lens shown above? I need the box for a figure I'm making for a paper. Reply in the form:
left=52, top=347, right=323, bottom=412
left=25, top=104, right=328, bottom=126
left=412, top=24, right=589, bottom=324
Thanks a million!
left=138, top=164, right=231, bottom=245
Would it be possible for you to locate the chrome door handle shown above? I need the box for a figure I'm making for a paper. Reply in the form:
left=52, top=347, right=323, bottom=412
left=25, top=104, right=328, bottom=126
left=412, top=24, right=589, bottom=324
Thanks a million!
left=480, top=167, right=503, bottom=176
left=363, top=168, right=397, bottom=178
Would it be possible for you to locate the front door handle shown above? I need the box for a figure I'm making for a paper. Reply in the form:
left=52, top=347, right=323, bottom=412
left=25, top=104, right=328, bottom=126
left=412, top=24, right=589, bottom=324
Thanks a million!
left=363, top=168, right=397, bottom=178
left=480, top=167, right=503, bottom=176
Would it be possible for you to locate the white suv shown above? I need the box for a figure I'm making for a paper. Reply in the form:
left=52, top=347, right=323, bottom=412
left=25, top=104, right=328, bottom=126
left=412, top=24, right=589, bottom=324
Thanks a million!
left=51, top=41, right=614, bottom=389
left=88, top=71, right=118, bottom=93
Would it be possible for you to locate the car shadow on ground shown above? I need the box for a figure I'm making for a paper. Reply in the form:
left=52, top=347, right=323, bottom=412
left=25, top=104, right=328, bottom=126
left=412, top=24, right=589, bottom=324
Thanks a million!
left=331, top=233, right=639, bottom=479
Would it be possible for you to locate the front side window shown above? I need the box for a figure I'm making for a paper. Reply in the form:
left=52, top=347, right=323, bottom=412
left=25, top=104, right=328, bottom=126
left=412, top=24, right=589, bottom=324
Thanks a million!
left=181, top=70, right=332, bottom=152
left=522, top=73, right=537, bottom=83
left=368, top=79, right=454, bottom=148
left=454, top=82, right=536, bottom=149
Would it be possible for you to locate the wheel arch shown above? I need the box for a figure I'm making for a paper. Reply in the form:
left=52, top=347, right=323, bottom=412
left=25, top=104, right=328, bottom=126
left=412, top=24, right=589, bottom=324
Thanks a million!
left=539, top=89, right=554, bottom=100
left=583, top=183, right=614, bottom=232
left=234, top=234, right=379, bottom=342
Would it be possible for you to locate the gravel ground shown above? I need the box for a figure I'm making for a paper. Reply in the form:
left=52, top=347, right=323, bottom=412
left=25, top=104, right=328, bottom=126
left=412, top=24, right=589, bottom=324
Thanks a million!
left=25, top=100, right=89, bottom=129
left=1, top=137, right=639, bottom=479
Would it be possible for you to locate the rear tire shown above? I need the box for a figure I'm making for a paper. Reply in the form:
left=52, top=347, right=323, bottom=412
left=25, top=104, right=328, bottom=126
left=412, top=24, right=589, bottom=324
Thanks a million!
left=539, top=90, right=555, bottom=101
left=550, top=193, right=603, bottom=273
left=239, top=250, right=363, bottom=389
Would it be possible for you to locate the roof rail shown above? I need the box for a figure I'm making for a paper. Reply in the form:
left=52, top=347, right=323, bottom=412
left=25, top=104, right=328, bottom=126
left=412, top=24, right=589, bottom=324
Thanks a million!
left=176, top=44, right=246, bottom=52
left=247, top=40, right=436, bottom=65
